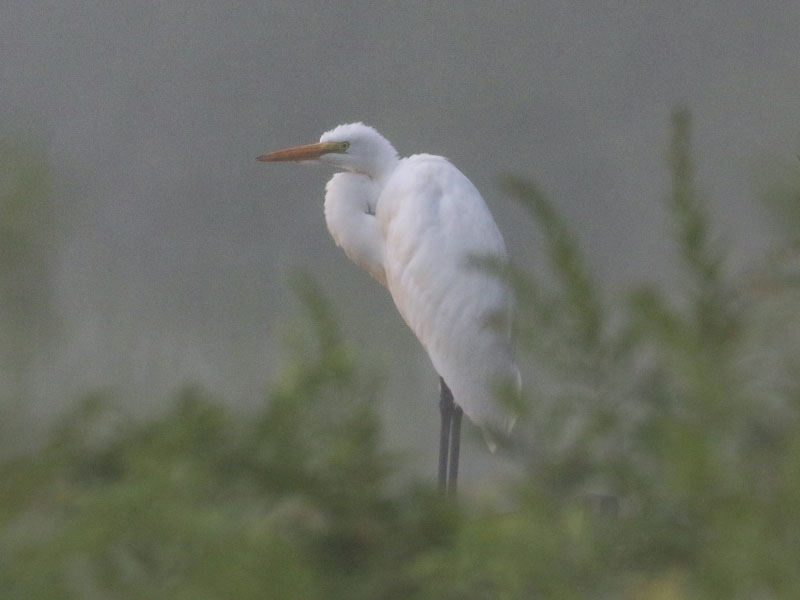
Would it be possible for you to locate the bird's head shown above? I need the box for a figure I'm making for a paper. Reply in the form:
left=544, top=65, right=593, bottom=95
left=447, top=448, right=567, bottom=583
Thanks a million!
left=258, top=122, right=398, bottom=179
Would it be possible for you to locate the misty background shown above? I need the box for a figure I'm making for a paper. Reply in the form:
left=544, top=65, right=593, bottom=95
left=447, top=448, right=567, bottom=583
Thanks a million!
left=1, top=2, right=798, bottom=478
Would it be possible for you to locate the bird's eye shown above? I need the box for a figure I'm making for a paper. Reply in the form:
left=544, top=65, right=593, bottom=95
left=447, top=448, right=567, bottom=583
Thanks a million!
left=340, top=142, right=350, bottom=151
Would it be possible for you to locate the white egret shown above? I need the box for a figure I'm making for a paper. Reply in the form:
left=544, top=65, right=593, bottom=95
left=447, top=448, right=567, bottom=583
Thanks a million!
left=258, top=123, right=519, bottom=496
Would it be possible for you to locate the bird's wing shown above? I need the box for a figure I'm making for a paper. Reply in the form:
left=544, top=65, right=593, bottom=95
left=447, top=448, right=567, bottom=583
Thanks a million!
left=378, top=155, right=518, bottom=431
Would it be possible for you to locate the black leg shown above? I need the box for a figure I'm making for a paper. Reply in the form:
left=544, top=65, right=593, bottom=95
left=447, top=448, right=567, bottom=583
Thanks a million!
left=438, top=377, right=452, bottom=494
left=438, top=377, right=461, bottom=499
left=447, top=404, right=462, bottom=499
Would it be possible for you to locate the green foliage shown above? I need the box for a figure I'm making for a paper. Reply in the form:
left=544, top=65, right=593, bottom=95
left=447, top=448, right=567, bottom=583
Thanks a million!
left=0, top=138, right=65, bottom=387
left=0, top=136, right=79, bottom=454
left=2, top=110, right=800, bottom=598
left=0, top=275, right=458, bottom=600
left=496, top=108, right=800, bottom=598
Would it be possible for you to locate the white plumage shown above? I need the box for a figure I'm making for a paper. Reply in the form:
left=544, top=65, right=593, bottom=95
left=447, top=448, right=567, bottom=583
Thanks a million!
left=259, top=122, right=519, bottom=437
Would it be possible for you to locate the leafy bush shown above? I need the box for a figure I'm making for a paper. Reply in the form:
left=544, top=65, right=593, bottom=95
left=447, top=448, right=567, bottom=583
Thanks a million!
left=1, top=109, right=799, bottom=598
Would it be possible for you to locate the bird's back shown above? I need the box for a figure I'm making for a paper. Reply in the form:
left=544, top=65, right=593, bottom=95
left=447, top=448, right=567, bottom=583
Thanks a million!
left=377, top=154, right=519, bottom=433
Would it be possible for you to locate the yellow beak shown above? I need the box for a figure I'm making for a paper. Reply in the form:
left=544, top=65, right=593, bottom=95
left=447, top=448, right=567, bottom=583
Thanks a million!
left=256, top=141, right=343, bottom=162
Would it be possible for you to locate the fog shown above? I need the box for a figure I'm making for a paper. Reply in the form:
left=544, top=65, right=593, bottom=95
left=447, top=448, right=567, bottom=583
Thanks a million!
left=1, top=2, right=798, bottom=474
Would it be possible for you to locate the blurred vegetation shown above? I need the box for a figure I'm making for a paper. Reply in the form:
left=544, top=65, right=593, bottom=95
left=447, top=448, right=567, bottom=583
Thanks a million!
left=2, top=109, right=800, bottom=598
left=0, top=136, right=74, bottom=457
left=0, top=136, right=73, bottom=421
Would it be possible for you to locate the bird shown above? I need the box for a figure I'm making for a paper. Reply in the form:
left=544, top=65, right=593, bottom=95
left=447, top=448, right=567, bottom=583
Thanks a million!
left=257, top=122, right=519, bottom=496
